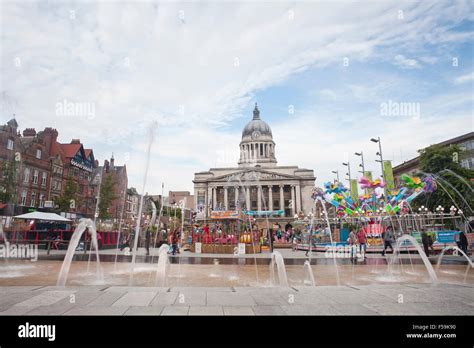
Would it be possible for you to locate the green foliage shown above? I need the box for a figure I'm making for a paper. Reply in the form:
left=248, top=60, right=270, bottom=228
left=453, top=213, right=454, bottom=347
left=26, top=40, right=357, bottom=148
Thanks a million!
left=415, top=144, right=474, bottom=213
left=98, top=174, right=117, bottom=219
left=0, top=159, right=18, bottom=204
left=54, top=177, right=79, bottom=212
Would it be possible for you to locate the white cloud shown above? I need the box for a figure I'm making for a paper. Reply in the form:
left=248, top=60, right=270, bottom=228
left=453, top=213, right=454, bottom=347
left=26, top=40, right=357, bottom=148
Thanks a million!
left=1, top=1, right=473, bottom=192
left=454, top=71, right=474, bottom=84
left=393, top=54, right=421, bottom=69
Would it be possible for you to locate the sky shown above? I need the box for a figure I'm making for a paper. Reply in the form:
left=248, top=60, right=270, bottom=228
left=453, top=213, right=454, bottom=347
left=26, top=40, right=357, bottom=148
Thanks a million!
left=1, top=0, right=473, bottom=195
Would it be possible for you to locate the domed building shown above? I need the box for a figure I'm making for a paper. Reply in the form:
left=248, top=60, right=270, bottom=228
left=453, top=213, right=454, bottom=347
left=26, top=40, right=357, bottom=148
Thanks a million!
left=193, top=104, right=316, bottom=221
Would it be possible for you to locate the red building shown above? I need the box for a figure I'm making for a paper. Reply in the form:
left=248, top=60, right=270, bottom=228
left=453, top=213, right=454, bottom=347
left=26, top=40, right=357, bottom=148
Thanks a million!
left=0, top=118, right=98, bottom=217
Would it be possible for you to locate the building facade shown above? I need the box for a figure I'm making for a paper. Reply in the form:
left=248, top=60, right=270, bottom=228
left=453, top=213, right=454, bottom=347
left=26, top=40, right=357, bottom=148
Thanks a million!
left=168, top=191, right=194, bottom=209
left=193, top=104, right=316, bottom=222
left=393, top=132, right=474, bottom=186
left=0, top=119, right=98, bottom=217
left=90, top=155, right=128, bottom=221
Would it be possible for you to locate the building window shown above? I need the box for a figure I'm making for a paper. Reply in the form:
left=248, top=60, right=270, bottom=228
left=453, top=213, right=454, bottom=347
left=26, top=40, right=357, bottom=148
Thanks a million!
left=39, top=194, right=44, bottom=207
left=31, top=192, right=36, bottom=207
left=41, top=172, right=47, bottom=186
left=24, top=168, right=30, bottom=183
left=36, top=149, right=42, bottom=159
left=21, top=191, right=27, bottom=205
left=7, top=139, right=14, bottom=150
left=33, top=170, right=38, bottom=184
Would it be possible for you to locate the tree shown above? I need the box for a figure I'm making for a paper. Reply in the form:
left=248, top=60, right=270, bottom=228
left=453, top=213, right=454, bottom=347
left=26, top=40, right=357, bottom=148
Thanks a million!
left=54, top=177, right=79, bottom=212
left=415, top=144, right=474, bottom=214
left=0, top=158, right=18, bottom=204
left=98, top=174, right=117, bottom=219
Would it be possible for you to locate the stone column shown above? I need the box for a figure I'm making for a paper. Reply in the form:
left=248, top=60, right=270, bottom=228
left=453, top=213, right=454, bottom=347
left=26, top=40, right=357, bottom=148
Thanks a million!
left=279, top=185, right=284, bottom=211
left=291, top=185, right=296, bottom=217
left=257, top=185, right=262, bottom=211
left=212, top=187, right=217, bottom=210
left=296, top=184, right=302, bottom=215
left=224, top=187, right=228, bottom=210
left=207, top=186, right=212, bottom=216
left=268, top=185, right=273, bottom=211
left=246, top=186, right=251, bottom=210
left=234, top=186, right=239, bottom=209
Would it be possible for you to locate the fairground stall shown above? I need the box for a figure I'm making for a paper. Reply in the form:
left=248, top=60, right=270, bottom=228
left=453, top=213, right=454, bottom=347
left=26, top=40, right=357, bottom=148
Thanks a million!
left=190, top=210, right=262, bottom=254
left=298, top=173, right=472, bottom=253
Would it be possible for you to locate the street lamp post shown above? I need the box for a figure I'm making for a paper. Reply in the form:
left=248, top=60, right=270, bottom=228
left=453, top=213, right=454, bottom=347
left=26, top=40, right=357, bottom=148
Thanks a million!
left=371, top=137, right=386, bottom=197
left=355, top=151, right=366, bottom=194
left=331, top=170, right=340, bottom=182
left=342, top=162, right=351, bottom=195
left=354, top=152, right=365, bottom=175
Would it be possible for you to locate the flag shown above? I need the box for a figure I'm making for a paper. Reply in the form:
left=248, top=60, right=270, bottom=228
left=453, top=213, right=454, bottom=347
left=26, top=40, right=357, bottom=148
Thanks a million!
left=383, top=160, right=395, bottom=190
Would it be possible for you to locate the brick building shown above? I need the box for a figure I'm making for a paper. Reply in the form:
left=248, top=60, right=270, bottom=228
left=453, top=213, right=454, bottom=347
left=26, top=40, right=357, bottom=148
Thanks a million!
left=91, top=155, right=128, bottom=222
left=0, top=119, right=55, bottom=214
left=0, top=118, right=98, bottom=217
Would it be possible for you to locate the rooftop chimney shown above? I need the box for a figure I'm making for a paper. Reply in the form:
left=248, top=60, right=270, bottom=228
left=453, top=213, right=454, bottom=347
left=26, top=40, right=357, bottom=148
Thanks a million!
left=22, top=128, right=36, bottom=137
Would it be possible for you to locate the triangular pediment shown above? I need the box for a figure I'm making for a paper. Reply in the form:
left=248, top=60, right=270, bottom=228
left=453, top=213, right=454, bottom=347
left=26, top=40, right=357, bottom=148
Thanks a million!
left=212, top=168, right=298, bottom=183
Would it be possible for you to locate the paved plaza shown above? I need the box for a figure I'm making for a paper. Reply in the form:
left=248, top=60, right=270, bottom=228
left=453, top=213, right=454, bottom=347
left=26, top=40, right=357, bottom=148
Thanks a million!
left=1, top=282, right=473, bottom=316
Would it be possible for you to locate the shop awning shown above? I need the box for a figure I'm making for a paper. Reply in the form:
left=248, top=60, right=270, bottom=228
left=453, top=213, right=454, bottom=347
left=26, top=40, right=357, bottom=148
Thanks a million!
left=13, top=212, right=72, bottom=222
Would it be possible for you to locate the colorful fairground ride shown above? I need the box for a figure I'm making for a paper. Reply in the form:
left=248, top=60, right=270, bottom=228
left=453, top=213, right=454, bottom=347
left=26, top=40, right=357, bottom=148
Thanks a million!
left=294, top=174, right=472, bottom=253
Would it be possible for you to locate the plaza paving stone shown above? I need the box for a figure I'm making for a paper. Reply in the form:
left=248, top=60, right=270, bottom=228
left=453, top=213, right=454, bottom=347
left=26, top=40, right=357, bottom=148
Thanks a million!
left=206, top=291, right=256, bottom=306
left=112, top=291, right=157, bottom=306
left=63, top=306, right=129, bottom=316
left=24, top=305, right=75, bottom=315
left=150, top=292, right=179, bottom=306
left=105, top=286, right=169, bottom=293
left=173, top=291, right=206, bottom=306
left=161, top=306, right=189, bottom=315
left=13, top=290, right=72, bottom=307
left=0, top=283, right=472, bottom=316
left=124, top=306, right=164, bottom=315
left=252, top=305, right=286, bottom=315
left=0, top=292, right=44, bottom=311
left=0, top=305, right=38, bottom=315
left=188, top=306, right=224, bottom=315
left=49, top=291, right=103, bottom=307
left=281, top=304, right=341, bottom=315
left=223, top=306, right=255, bottom=315
left=250, top=293, right=293, bottom=306
left=86, top=291, right=127, bottom=306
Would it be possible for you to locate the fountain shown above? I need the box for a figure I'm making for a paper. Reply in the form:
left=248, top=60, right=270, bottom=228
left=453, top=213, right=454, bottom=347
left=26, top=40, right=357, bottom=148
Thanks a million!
left=269, top=251, right=288, bottom=287
left=436, top=245, right=473, bottom=282
left=155, top=244, right=170, bottom=286
left=129, top=122, right=157, bottom=286
left=388, top=234, right=438, bottom=284
left=57, top=218, right=102, bottom=286
left=0, top=222, right=7, bottom=244
left=317, top=196, right=341, bottom=286
left=303, top=260, right=316, bottom=286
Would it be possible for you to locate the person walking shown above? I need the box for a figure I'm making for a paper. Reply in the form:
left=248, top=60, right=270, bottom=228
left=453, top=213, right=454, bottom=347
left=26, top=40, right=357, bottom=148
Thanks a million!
left=347, top=228, right=358, bottom=262
left=145, top=229, right=151, bottom=256
left=171, top=230, right=178, bottom=256
left=357, top=228, right=367, bottom=259
left=459, top=231, right=469, bottom=255
left=421, top=231, right=430, bottom=257
left=381, top=227, right=394, bottom=256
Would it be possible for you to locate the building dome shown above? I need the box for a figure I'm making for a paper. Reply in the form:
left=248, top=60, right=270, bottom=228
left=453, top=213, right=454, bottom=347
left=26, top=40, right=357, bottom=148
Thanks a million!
left=242, top=104, right=273, bottom=139
left=239, top=104, right=277, bottom=167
